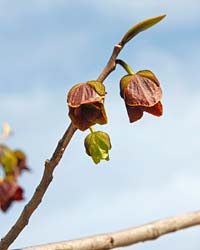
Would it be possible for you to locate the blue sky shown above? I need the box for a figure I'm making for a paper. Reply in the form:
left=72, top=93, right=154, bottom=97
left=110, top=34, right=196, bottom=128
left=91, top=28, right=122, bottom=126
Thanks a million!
left=0, top=1, right=200, bottom=249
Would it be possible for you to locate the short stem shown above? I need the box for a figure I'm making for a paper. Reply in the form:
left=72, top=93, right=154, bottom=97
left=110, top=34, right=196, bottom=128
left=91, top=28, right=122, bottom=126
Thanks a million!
left=116, top=59, right=135, bottom=75
left=89, top=127, right=95, bottom=133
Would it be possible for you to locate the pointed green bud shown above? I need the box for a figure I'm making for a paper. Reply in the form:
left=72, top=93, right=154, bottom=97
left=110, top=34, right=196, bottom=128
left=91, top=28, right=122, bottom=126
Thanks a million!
left=120, top=14, right=166, bottom=46
left=84, top=131, right=111, bottom=164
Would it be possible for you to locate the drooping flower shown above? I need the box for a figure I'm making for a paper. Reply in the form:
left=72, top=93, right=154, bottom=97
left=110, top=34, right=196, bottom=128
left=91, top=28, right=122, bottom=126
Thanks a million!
left=67, top=81, right=107, bottom=131
left=120, top=70, right=163, bottom=123
left=0, top=179, right=24, bottom=212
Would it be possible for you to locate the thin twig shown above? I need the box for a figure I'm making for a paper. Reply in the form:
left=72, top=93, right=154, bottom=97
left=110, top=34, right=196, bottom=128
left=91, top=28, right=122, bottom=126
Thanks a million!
left=18, top=210, right=200, bottom=250
left=0, top=40, right=125, bottom=250
left=97, top=44, right=123, bottom=82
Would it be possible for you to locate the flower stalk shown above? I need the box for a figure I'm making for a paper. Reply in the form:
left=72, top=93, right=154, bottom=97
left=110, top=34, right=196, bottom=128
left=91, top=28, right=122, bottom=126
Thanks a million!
left=116, top=59, right=135, bottom=75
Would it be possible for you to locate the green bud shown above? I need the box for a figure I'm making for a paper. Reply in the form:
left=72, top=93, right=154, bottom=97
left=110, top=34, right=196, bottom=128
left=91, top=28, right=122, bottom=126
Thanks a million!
left=84, top=131, right=111, bottom=164
left=120, top=14, right=166, bottom=46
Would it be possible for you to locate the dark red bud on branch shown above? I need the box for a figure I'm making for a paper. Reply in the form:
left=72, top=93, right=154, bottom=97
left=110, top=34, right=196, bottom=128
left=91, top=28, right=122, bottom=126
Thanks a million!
left=67, top=81, right=108, bottom=131
left=120, top=70, right=163, bottom=123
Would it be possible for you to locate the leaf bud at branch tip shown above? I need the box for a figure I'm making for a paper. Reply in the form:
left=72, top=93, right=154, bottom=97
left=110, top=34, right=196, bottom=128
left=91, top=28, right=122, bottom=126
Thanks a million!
left=120, top=14, right=166, bottom=46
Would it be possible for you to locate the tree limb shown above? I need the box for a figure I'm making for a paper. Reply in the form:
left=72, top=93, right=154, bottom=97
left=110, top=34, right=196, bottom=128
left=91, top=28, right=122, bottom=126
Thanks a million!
left=0, top=41, right=124, bottom=250
left=0, top=16, right=166, bottom=250
left=18, top=210, right=200, bottom=250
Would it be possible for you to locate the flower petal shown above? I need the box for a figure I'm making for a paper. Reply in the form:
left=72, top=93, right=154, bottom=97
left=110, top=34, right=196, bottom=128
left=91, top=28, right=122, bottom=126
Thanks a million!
left=143, top=101, right=163, bottom=116
left=121, top=74, right=162, bottom=107
left=68, top=83, right=103, bottom=108
left=125, top=105, right=144, bottom=123
left=69, top=102, right=107, bottom=131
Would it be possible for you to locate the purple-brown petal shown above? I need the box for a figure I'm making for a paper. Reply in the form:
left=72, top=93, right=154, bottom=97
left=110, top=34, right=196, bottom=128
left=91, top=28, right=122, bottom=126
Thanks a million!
left=69, top=102, right=107, bottom=131
left=123, top=74, right=162, bottom=107
left=143, top=101, right=163, bottom=116
left=126, top=101, right=163, bottom=123
left=68, top=83, right=103, bottom=108
left=125, top=105, right=144, bottom=123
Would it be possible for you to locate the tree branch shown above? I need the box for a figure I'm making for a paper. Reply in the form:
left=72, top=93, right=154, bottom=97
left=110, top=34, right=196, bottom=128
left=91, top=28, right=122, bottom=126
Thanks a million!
left=97, top=44, right=123, bottom=82
left=0, top=41, right=124, bottom=250
left=0, top=16, right=166, bottom=249
left=17, top=210, right=200, bottom=250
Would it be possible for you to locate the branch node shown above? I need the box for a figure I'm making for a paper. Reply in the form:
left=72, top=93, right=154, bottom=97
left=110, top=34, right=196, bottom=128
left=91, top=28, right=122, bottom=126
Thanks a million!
left=45, top=159, right=50, bottom=166
left=114, top=44, right=122, bottom=49
left=149, top=224, right=160, bottom=239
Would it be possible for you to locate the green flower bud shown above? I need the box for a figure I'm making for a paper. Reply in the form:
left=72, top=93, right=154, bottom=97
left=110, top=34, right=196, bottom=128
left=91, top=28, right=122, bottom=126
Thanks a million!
left=84, top=131, right=111, bottom=164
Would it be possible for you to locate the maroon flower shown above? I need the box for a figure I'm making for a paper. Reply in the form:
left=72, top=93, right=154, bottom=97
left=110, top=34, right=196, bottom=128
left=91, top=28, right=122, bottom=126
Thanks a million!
left=120, top=70, right=163, bottom=123
left=0, top=179, right=24, bottom=212
left=67, top=81, right=107, bottom=131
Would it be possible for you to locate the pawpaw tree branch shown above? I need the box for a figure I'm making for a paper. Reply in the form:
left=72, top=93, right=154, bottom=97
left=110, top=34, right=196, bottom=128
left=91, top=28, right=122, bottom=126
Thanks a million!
left=0, top=15, right=166, bottom=250
left=17, top=210, right=200, bottom=250
left=0, top=26, right=124, bottom=250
